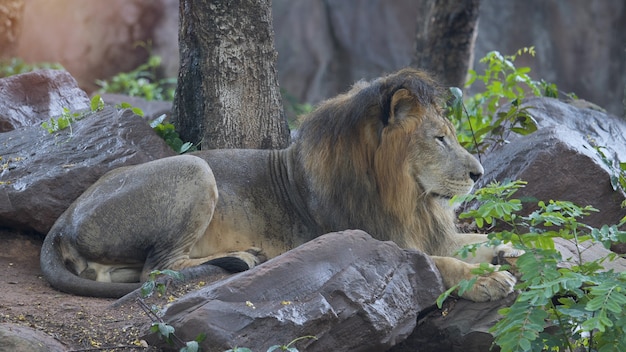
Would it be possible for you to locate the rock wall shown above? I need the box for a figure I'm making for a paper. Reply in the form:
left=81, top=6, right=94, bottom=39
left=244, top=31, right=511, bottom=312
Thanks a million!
left=10, top=0, right=626, bottom=116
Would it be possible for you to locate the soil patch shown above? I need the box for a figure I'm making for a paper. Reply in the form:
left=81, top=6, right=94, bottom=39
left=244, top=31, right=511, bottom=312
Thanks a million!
left=0, top=228, right=218, bottom=351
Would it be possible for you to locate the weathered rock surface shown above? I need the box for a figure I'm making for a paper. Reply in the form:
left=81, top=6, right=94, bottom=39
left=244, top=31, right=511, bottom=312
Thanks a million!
left=0, top=323, right=67, bottom=352
left=144, top=230, right=445, bottom=352
left=0, top=69, right=90, bottom=132
left=390, top=294, right=516, bottom=352
left=478, top=97, right=626, bottom=229
left=0, top=106, right=176, bottom=234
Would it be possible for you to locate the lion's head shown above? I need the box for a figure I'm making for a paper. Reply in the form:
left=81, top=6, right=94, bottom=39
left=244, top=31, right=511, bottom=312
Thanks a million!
left=295, top=68, right=483, bottom=253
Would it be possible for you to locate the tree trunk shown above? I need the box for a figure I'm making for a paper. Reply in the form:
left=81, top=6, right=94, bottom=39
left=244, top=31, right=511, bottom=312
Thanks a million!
left=173, top=0, right=290, bottom=150
left=413, top=0, right=480, bottom=89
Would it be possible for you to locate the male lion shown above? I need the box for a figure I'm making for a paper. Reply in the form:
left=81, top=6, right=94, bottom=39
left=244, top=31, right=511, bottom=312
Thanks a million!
left=41, top=68, right=519, bottom=301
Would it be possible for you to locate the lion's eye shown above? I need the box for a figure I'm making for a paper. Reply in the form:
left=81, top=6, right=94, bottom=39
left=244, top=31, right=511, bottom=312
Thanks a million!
left=435, top=136, right=445, bottom=143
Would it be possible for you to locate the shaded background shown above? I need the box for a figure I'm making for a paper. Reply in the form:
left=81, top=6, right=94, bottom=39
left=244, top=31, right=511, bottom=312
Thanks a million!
left=3, top=0, right=625, bottom=117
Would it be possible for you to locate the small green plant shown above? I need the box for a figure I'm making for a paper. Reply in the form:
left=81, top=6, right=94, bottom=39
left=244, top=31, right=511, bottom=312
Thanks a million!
left=224, top=335, right=317, bottom=352
left=41, top=95, right=104, bottom=134
left=140, top=269, right=183, bottom=298
left=96, top=54, right=176, bottom=101
left=281, top=89, right=314, bottom=129
left=448, top=47, right=568, bottom=154
left=139, top=269, right=205, bottom=351
left=446, top=180, right=626, bottom=351
left=0, top=58, right=64, bottom=78
left=595, top=146, right=626, bottom=207
left=150, top=114, right=197, bottom=153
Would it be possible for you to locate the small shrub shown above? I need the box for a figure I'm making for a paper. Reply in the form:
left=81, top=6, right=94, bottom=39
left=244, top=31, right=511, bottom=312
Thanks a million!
left=0, top=58, right=64, bottom=78
left=447, top=180, right=626, bottom=351
left=447, top=47, right=571, bottom=154
left=41, top=95, right=104, bottom=134
left=96, top=55, right=176, bottom=101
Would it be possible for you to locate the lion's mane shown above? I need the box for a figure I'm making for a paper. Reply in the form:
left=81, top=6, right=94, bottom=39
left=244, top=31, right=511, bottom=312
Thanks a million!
left=293, top=68, right=457, bottom=255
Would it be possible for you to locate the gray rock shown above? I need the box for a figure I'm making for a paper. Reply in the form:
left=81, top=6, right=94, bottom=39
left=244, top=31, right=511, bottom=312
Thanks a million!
left=390, top=295, right=516, bottom=352
left=478, top=97, right=626, bottom=229
left=0, top=70, right=90, bottom=132
left=144, top=230, right=445, bottom=352
left=0, top=323, right=67, bottom=352
left=0, top=106, right=176, bottom=234
left=100, top=93, right=173, bottom=122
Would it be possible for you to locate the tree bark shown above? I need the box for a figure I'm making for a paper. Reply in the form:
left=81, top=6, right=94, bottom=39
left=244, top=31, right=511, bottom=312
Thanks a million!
left=413, top=0, right=480, bottom=89
left=173, top=0, right=290, bottom=150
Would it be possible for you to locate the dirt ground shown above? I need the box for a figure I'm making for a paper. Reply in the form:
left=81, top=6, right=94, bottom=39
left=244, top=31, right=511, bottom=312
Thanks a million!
left=0, top=229, right=216, bottom=351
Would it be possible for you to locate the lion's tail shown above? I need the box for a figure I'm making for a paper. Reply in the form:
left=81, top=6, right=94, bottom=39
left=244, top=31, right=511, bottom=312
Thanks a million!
left=40, top=232, right=140, bottom=298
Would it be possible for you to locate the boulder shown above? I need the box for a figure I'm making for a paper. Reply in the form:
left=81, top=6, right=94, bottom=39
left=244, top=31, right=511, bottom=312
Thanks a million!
left=0, top=323, right=67, bottom=352
left=0, top=106, right=176, bottom=234
left=478, top=97, right=626, bottom=230
left=0, top=69, right=90, bottom=132
left=143, top=230, right=445, bottom=352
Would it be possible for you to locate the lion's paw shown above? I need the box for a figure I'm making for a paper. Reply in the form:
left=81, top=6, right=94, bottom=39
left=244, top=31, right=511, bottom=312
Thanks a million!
left=461, top=267, right=517, bottom=302
left=494, top=242, right=524, bottom=258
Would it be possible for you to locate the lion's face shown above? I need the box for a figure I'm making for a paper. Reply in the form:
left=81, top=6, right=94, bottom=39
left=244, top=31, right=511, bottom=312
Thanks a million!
left=408, top=107, right=484, bottom=199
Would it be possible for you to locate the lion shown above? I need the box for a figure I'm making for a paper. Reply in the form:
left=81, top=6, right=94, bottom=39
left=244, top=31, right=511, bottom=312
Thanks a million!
left=40, top=68, right=519, bottom=301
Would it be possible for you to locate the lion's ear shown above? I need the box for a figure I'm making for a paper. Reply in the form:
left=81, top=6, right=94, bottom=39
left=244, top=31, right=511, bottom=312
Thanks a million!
left=385, top=88, right=415, bottom=125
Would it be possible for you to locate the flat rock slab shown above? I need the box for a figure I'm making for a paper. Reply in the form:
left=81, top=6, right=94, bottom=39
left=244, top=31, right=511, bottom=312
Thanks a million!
left=144, top=230, right=445, bottom=352
left=0, top=106, right=176, bottom=233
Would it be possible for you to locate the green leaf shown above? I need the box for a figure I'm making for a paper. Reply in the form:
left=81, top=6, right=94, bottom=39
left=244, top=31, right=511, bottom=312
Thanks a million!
left=181, top=341, right=199, bottom=352
left=90, top=94, right=105, bottom=112
left=140, top=280, right=155, bottom=298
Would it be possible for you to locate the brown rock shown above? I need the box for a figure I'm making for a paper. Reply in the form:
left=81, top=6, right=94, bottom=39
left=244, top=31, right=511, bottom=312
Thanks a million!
left=478, top=97, right=626, bottom=229
left=0, top=69, right=90, bottom=132
left=144, top=230, right=445, bottom=352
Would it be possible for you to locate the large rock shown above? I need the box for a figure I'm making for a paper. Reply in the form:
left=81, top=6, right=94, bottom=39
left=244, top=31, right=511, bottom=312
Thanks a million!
left=0, top=69, right=90, bottom=132
left=0, top=323, right=67, bottom=352
left=478, top=97, right=626, bottom=229
left=0, top=106, right=176, bottom=234
left=144, top=230, right=445, bottom=352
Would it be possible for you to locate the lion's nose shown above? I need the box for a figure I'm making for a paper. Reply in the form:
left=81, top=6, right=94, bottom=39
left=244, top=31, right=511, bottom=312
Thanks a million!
left=469, top=171, right=482, bottom=182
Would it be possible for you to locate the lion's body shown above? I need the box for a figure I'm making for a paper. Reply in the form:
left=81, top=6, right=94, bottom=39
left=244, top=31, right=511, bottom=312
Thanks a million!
left=41, top=69, right=518, bottom=300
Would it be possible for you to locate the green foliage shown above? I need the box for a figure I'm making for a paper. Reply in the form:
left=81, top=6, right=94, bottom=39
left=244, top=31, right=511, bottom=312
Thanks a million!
left=150, top=114, right=197, bottom=153
left=595, top=146, right=626, bottom=207
left=96, top=55, right=176, bottom=101
left=41, top=95, right=104, bottom=134
left=140, top=269, right=184, bottom=299
left=448, top=47, right=564, bottom=154
left=142, top=269, right=206, bottom=351
left=281, top=89, right=314, bottom=129
left=451, top=180, right=626, bottom=351
left=0, top=58, right=64, bottom=78
left=224, top=336, right=317, bottom=352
